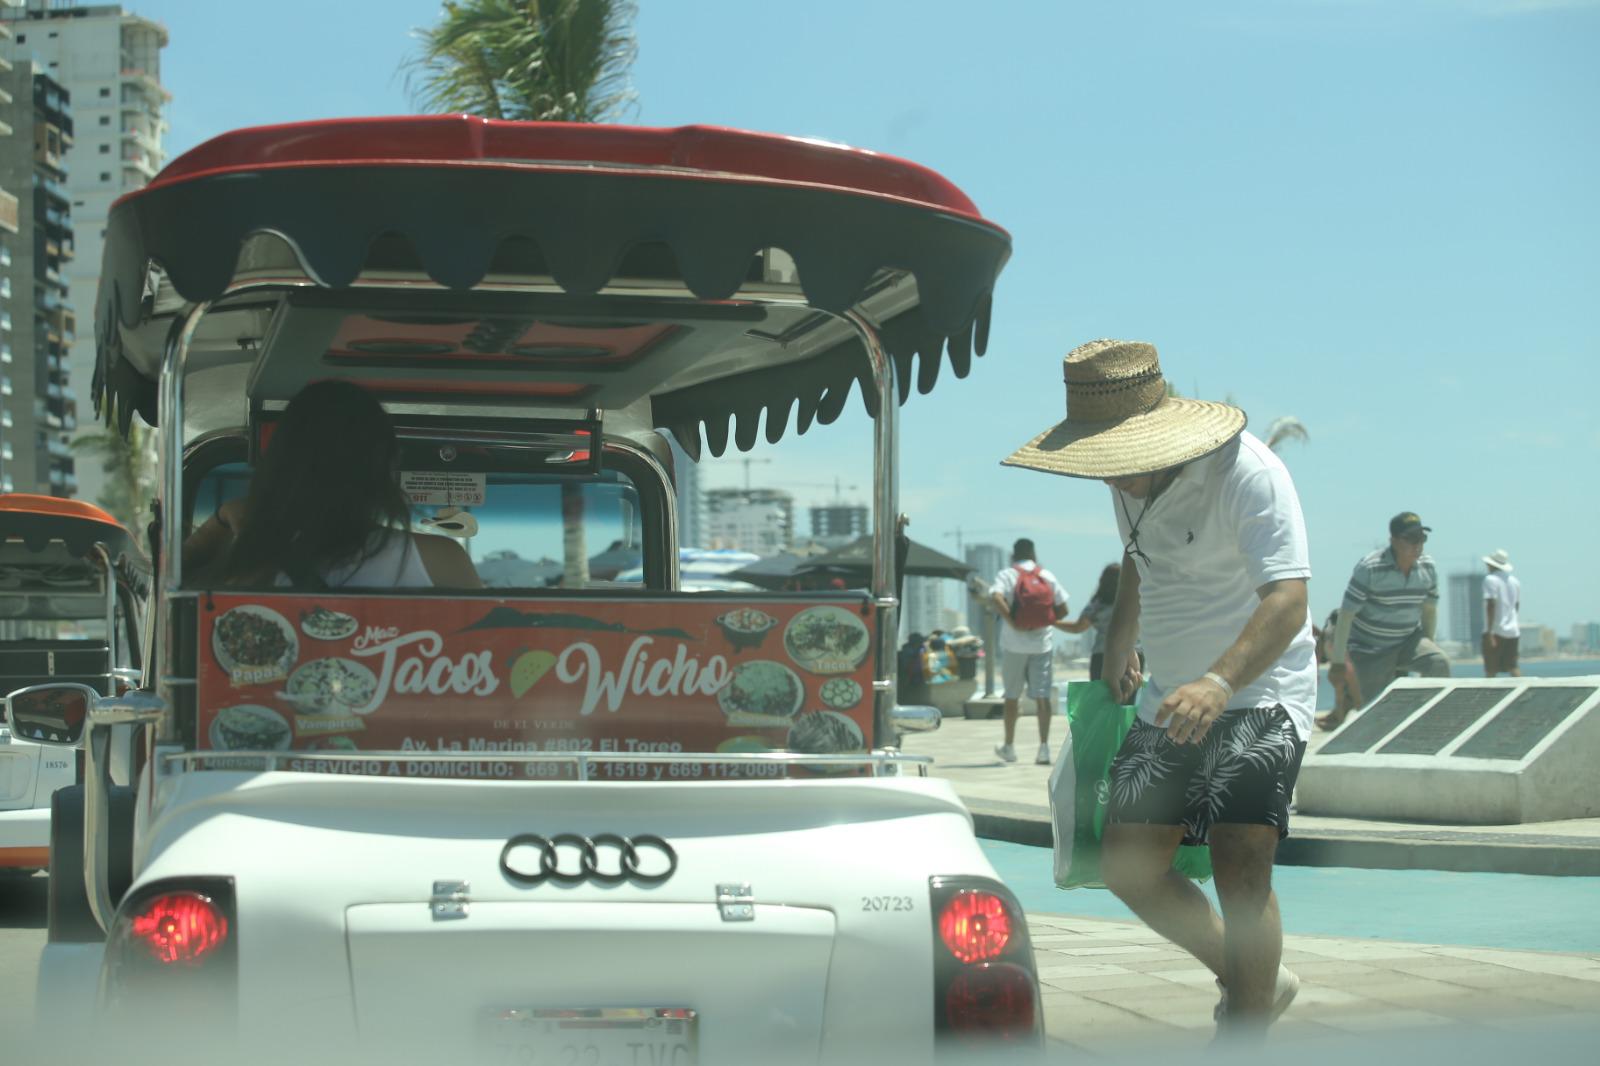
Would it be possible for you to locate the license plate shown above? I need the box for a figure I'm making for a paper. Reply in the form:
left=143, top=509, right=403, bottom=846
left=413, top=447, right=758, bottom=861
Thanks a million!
left=481, top=1006, right=697, bottom=1066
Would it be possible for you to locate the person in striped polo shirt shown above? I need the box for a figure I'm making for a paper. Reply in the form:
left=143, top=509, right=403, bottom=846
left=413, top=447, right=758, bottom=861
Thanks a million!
left=1328, top=512, right=1450, bottom=712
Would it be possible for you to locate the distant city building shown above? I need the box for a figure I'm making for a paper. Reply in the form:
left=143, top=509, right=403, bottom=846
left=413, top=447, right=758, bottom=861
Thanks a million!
left=0, top=10, right=17, bottom=491
left=809, top=503, right=868, bottom=548
left=664, top=433, right=703, bottom=548
left=2, top=1, right=168, bottom=504
left=1448, top=570, right=1486, bottom=647
left=1571, top=622, right=1600, bottom=655
left=902, top=575, right=945, bottom=639
left=0, top=59, right=75, bottom=495
left=1521, top=623, right=1557, bottom=659
left=964, top=542, right=1006, bottom=636
left=704, top=487, right=793, bottom=556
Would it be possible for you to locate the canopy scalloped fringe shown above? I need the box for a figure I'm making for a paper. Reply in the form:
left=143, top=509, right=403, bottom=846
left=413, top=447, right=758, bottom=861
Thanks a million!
left=93, top=165, right=1009, bottom=452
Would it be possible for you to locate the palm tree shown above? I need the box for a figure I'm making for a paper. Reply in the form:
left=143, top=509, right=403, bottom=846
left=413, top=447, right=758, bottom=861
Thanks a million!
left=1263, top=416, right=1309, bottom=453
left=70, top=421, right=156, bottom=528
left=407, top=0, right=638, bottom=122
left=409, top=1, right=639, bottom=588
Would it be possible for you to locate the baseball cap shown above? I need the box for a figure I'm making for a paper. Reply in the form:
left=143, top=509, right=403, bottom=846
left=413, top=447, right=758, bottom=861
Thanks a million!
left=1389, top=512, right=1432, bottom=538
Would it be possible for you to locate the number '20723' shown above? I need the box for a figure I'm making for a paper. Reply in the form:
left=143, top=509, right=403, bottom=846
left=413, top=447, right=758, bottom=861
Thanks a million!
left=861, top=896, right=914, bottom=912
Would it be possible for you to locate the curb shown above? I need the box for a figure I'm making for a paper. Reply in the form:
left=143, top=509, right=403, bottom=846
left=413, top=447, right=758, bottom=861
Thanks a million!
left=968, top=805, right=1600, bottom=878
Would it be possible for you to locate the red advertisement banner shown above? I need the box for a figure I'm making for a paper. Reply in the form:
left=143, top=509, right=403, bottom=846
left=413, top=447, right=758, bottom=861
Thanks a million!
left=197, top=594, right=878, bottom=780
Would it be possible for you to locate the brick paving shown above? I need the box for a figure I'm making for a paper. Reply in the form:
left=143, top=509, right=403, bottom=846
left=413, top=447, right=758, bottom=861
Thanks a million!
left=1028, top=912, right=1600, bottom=1052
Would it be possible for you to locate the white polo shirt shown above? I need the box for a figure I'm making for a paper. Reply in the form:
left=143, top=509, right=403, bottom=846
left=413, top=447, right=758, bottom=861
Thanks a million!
left=1111, top=432, right=1317, bottom=740
left=1484, top=570, right=1522, bottom=638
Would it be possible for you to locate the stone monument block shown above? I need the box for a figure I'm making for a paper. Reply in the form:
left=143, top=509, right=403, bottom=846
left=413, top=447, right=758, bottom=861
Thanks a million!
left=1296, top=677, right=1600, bottom=824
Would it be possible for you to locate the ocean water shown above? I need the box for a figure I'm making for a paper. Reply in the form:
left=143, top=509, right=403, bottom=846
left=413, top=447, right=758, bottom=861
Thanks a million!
left=1315, top=657, right=1600, bottom=709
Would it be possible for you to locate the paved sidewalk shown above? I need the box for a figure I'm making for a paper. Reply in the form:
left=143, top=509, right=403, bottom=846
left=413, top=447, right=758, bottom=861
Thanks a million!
left=1028, top=912, right=1600, bottom=1053
left=902, top=718, right=1600, bottom=874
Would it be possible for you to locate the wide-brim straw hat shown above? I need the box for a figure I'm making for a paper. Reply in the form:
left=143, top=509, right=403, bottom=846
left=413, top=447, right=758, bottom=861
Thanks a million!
left=1483, top=549, right=1513, bottom=572
left=1002, top=339, right=1246, bottom=479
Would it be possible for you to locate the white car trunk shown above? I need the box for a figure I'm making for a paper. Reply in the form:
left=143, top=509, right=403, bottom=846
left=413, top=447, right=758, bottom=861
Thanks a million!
left=347, top=901, right=835, bottom=1063
left=134, top=770, right=985, bottom=1058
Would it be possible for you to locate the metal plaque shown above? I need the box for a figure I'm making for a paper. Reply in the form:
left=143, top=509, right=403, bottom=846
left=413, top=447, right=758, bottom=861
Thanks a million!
left=1378, top=688, right=1515, bottom=756
left=1453, top=687, right=1592, bottom=761
left=1320, top=687, right=1440, bottom=755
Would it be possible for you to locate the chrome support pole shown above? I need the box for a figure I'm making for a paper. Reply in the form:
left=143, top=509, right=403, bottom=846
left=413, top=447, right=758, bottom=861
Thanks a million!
left=81, top=711, right=116, bottom=931
left=81, top=544, right=118, bottom=931
left=155, top=303, right=210, bottom=739
left=78, top=302, right=209, bottom=934
left=159, top=303, right=210, bottom=601
left=983, top=609, right=998, bottom=697
left=93, top=544, right=116, bottom=692
left=844, top=310, right=899, bottom=746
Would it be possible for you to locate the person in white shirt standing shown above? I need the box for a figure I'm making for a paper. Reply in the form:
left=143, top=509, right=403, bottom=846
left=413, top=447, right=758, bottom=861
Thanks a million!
left=1482, top=549, right=1522, bottom=678
left=1002, top=339, right=1316, bottom=1037
left=988, top=538, right=1069, bottom=764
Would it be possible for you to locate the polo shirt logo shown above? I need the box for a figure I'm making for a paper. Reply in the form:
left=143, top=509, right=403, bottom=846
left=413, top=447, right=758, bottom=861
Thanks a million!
left=1186, top=530, right=1194, bottom=544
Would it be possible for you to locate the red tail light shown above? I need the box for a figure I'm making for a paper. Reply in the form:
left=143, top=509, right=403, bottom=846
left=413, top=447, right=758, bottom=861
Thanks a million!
left=126, top=891, right=229, bottom=965
left=945, top=963, right=1037, bottom=1038
left=104, top=877, right=237, bottom=1017
left=938, top=890, right=1012, bottom=964
left=929, top=876, right=1041, bottom=1052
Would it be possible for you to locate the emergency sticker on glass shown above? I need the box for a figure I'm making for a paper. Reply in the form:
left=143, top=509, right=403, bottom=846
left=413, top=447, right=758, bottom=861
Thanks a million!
left=400, top=471, right=486, bottom=506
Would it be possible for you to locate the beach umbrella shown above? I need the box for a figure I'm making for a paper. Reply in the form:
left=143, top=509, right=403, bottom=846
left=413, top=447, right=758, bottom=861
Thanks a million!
left=798, top=535, right=973, bottom=581
left=723, top=551, right=814, bottom=590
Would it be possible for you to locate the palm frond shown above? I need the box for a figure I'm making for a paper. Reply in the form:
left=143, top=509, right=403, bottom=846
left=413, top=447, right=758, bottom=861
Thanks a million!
left=404, top=0, right=637, bottom=123
left=68, top=422, right=156, bottom=528
left=1264, top=416, right=1310, bottom=452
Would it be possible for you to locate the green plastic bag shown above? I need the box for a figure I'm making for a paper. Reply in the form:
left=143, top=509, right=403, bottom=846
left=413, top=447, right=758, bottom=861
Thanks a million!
left=1048, top=679, right=1212, bottom=889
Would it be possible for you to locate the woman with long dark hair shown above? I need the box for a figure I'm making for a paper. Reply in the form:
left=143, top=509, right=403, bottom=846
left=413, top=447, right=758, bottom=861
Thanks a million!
left=1058, top=563, right=1125, bottom=680
left=185, top=380, right=480, bottom=588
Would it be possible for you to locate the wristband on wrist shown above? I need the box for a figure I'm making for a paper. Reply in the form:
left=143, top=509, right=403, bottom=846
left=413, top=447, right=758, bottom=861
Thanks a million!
left=1202, top=671, right=1234, bottom=703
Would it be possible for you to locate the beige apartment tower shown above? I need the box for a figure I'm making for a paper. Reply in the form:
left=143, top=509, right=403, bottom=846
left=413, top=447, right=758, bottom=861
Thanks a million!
left=2, top=0, right=166, bottom=506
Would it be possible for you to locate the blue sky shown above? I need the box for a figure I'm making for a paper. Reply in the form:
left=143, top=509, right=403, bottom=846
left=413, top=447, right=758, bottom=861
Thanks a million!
left=129, top=0, right=1599, bottom=633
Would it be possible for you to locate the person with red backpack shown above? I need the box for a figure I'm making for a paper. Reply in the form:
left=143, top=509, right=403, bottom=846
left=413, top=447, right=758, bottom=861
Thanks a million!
left=987, top=538, right=1070, bottom=764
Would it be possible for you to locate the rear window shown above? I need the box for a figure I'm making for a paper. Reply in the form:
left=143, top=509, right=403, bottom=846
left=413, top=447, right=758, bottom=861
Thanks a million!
left=191, top=461, right=645, bottom=589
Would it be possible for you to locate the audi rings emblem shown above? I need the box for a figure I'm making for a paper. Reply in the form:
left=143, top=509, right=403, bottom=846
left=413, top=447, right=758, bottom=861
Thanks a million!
left=499, top=833, right=678, bottom=887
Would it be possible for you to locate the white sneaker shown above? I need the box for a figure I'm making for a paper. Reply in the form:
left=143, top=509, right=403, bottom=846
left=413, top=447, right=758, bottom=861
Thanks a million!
left=1035, top=743, right=1052, bottom=765
left=1213, top=965, right=1300, bottom=1023
left=994, top=743, right=1017, bottom=763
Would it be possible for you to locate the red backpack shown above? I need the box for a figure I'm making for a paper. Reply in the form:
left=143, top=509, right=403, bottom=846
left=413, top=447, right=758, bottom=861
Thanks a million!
left=1010, top=565, right=1056, bottom=630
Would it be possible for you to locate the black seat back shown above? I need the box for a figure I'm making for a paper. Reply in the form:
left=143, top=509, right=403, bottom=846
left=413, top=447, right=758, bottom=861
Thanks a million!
left=0, top=640, right=113, bottom=697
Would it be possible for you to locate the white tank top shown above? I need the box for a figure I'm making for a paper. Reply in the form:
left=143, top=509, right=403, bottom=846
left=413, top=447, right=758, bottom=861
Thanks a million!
left=275, top=534, right=434, bottom=589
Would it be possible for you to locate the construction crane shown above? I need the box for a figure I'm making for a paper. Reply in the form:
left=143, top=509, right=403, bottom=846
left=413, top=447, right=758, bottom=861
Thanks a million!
left=723, top=457, right=772, bottom=492
left=943, top=527, right=1012, bottom=556
left=787, top=477, right=861, bottom=502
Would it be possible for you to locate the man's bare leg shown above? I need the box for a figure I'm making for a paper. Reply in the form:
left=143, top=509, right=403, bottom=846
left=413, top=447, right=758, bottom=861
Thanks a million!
left=1101, top=824, right=1227, bottom=977
left=1034, top=696, right=1052, bottom=744
left=1001, top=698, right=1020, bottom=746
left=1209, top=824, right=1284, bottom=1020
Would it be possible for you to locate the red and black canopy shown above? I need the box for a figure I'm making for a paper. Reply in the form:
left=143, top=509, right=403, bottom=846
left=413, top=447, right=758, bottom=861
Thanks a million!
left=93, top=117, right=1010, bottom=456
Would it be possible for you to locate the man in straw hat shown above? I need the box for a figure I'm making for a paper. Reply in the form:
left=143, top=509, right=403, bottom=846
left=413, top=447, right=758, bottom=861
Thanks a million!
left=1003, top=339, right=1316, bottom=1034
left=1482, top=549, right=1521, bottom=678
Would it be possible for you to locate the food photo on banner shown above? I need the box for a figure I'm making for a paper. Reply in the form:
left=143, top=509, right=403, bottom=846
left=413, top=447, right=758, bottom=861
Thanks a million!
left=197, top=594, right=878, bottom=780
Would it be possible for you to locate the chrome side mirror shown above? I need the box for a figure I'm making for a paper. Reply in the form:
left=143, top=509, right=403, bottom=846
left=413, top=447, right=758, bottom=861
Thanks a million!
left=5, top=683, right=97, bottom=745
left=890, top=704, right=941, bottom=734
left=91, top=690, right=168, bottom=727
